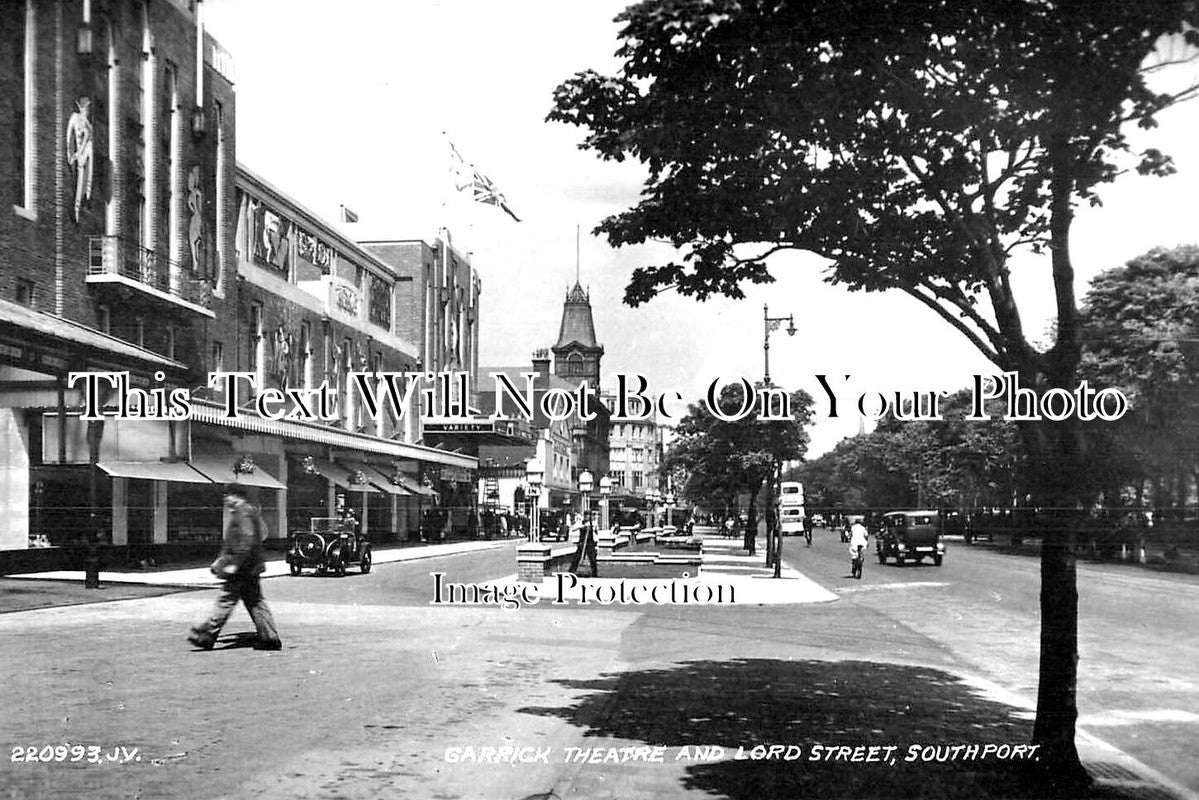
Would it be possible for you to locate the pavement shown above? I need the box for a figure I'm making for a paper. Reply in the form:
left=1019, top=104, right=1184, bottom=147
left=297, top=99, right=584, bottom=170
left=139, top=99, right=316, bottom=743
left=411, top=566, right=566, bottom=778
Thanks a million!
left=5, top=535, right=840, bottom=605
left=3, top=538, right=517, bottom=588
left=0, top=532, right=1194, bottom=800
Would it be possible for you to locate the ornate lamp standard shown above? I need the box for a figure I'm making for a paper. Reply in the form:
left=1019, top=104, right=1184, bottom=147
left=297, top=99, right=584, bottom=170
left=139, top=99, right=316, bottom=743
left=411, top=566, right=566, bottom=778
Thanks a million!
left=666, top=490, right=676, bottom=528
left=763, top=303, right=797, bottom=387
left=763, top=304, right=795, bottom=571
left=579, top=470, right=594, bottom=530
left=525, top=456, right=544, bottom=543
left=647, top=487, right=659, bottom=528
left=599, top=475, right=612, bottom=531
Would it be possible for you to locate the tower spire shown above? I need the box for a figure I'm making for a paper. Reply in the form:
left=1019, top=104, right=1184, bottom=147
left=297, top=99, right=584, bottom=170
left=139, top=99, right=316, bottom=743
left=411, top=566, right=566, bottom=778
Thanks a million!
left=575, top=223, right=581, bottom=285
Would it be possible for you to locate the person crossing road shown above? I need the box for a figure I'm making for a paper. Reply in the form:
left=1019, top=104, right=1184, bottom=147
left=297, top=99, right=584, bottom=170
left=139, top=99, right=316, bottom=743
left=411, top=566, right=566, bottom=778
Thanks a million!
left=848, top=519, right=870, bottom=579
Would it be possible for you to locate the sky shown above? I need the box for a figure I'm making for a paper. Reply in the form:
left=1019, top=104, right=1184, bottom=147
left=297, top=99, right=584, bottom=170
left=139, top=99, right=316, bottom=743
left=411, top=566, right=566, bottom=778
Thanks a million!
left=204, top=1, right=1199, bottom=457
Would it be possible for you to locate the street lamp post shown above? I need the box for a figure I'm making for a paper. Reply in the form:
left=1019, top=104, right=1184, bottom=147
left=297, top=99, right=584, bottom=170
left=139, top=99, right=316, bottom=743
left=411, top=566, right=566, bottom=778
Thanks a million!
left=762, top=304, right=794, bottom=570
left=762, top=303, right=797, bottom=387
left=599, top=475, right=612, bottom=531
left=570, top=470, right=597, bottom=577
left=666, top=491, right=676, bottom=528
left=525, top=457, right=544, bottom=543
left=579, top=470, right=593, bottom=529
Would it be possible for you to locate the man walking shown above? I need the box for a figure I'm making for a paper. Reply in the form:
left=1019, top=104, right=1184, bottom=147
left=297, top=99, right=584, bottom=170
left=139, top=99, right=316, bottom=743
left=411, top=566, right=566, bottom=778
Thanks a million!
left=569, top=512, right=599, bottom=577
left=189, top=485, right=282, bottom=651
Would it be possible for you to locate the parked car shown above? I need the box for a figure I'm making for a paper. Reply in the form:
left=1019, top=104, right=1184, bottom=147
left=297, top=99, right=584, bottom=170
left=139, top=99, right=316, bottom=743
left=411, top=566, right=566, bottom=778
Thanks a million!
left=811, top=513, right=826, bottom=528
left=877, top=510, right=945, bottom=566
left=287, top=518, right=372, bottom=576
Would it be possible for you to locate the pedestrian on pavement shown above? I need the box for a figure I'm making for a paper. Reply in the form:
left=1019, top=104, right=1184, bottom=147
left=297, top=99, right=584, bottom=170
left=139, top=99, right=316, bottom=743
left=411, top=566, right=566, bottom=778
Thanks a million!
left=188, top=485, right=282, bottom=651
left=569, top=511, right=599, bottom=577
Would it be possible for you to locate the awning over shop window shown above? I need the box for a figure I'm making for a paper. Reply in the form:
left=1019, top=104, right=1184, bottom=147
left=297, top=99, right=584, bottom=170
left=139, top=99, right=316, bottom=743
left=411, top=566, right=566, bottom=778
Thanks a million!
left=190, top=454, right=286, bottom=489
left=339, top=460, right=410, bottom=496
left=97, top=460, right=211, bottom=483
left=391, top=473, right=439, bottom=498
left=300, top=458, right=380, bottom=493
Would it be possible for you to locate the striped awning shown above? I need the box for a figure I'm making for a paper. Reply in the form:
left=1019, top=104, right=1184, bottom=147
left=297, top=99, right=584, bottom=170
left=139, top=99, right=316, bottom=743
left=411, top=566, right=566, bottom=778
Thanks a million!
left=392, top=473, right=438, bottom=498
left=97, top=460, right=210, bottom=483
left=190, top=400, right=477, bottom=470
left=299, top=458, right=380, bottom=493
left=190, top=453, right=286, bottom=489
left=340, top=460, right=409, bottom=496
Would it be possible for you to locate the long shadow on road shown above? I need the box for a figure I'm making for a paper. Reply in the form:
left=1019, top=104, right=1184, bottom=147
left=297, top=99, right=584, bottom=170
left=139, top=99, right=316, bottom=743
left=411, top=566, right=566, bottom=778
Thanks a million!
left=519, top=658, right=1123, bottom=799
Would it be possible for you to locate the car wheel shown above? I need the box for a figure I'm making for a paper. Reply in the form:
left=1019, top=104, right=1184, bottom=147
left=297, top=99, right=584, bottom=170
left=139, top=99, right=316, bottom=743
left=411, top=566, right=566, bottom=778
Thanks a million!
left=877, top=551, right=886, bottom=564
left=933, top=555, right=943, bottom=566
left=361, top=547, right=372, bottom=574
left=897, top=556, right=906, bottom=567
left=289, top=561, right=301, bottom=576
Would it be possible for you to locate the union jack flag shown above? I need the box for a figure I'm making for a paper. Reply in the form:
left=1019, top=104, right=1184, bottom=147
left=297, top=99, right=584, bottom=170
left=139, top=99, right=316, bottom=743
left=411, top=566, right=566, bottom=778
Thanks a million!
left=447, top=137, right=521, bottom=222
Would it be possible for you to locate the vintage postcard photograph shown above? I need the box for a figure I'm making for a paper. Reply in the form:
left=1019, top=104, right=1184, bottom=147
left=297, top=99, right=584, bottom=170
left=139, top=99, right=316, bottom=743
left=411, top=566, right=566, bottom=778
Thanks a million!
left=1, top=1, right=1198, bottom=799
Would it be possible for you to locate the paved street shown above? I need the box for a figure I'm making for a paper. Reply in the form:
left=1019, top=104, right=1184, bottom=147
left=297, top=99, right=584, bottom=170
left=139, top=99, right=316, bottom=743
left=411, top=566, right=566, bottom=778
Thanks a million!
left=0, top=533, right=1195, bottom=799
left=780, top=527, right=1199, bottom=792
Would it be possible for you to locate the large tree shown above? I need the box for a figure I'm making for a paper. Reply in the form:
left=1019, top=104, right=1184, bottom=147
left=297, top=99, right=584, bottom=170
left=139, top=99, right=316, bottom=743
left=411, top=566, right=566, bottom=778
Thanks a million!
left=1081, top=245, right=1199, bottom=511
left=666, top=382, right=813, bottom=524
left=549, top=0, right=1199, bottom=787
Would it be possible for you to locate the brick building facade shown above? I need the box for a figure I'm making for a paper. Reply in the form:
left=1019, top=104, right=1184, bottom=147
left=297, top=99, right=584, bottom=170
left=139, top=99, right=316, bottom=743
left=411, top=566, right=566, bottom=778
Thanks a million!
left=0, top=0, right=479, bottom=556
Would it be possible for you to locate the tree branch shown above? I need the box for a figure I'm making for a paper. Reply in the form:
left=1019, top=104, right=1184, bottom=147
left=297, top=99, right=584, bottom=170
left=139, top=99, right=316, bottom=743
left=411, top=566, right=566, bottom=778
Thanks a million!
left=893, top=280, right=1005, bottom=367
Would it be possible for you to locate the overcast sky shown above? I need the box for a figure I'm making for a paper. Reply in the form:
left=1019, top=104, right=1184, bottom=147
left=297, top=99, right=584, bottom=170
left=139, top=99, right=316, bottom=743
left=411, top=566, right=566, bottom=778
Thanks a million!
left=205, top=1, right=1199, bottom=457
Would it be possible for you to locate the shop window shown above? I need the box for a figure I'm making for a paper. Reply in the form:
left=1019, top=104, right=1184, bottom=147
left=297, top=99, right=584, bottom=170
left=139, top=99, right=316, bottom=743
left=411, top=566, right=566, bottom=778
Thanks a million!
left=162, top=61, right=179, bottom=267
left=368, top=274, right=392, bottom=330
left=249, top=303, right=263, bottom=387
left=214, top=100, right=225, bottom=294
left=9, top=1, right=35, bottom=214
left=15, top=278, right=34, bottom=308
left=299, top=321, right=312, bottom=390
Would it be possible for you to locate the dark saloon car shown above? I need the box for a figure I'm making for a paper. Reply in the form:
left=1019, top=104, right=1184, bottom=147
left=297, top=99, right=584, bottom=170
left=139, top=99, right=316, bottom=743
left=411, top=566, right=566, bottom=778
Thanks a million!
left=877, top=510, right=945, bottom=566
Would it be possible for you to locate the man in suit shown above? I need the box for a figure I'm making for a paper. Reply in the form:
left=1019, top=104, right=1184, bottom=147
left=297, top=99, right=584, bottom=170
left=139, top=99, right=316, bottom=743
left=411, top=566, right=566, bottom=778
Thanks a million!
left=189, top=485, right=282, bottom=651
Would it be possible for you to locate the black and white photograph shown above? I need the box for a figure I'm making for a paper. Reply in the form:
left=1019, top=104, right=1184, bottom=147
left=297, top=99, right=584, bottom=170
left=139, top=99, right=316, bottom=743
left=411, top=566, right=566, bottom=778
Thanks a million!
left=2, top=1, right=1198, bottom=798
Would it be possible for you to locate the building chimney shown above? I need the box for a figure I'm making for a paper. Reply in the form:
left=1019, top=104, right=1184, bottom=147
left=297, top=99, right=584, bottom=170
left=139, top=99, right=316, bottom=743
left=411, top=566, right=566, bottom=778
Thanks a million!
left=531, top=348, right=551, bottom=385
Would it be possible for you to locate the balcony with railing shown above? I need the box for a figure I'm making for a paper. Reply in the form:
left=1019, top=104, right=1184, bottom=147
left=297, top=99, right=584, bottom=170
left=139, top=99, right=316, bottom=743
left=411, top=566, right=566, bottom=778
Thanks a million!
left=87, top=236, right=215, bottom=317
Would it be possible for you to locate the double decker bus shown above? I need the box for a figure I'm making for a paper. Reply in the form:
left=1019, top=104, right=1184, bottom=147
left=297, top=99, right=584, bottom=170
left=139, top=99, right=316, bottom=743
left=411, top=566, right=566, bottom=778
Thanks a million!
left=778, top=481, right=806, bottom=536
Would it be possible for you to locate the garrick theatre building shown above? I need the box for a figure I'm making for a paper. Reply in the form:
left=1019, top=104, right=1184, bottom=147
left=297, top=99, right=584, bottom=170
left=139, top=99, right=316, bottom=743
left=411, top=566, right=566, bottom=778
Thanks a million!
left=0, top=0, right=484, bottom=557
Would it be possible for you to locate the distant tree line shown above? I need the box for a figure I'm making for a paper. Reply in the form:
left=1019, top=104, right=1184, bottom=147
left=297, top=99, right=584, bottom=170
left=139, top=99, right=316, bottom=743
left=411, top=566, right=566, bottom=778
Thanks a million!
left=792, top=245, right=1199, bottom=519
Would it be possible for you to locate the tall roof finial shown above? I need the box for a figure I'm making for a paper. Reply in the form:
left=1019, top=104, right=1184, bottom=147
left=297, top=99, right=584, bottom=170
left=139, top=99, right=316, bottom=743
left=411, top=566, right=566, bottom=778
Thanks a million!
left=575, top=223, right=581, bottom=285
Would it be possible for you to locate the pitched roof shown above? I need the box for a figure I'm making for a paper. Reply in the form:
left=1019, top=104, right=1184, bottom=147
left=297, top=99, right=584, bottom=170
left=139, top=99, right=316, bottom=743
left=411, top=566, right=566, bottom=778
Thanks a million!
left=553, top=283, right=601, bottom=351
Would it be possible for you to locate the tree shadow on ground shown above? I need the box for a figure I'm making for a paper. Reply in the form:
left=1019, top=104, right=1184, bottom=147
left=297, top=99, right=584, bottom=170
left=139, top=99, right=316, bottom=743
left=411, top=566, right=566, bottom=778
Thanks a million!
left=520, top=659, right=1117, bottom=799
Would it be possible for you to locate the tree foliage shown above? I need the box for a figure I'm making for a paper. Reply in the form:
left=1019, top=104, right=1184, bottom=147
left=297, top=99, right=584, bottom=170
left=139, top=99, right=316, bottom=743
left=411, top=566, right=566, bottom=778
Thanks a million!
left=794, top=391, right=1025, bottom=513
left=550, top=0, right=1197, bottom=377
left=1080, top=245, right=1199, bottom=506
left=549, top=0, right=1199, bottom=783
left=666, top=382, right=813, bottom=513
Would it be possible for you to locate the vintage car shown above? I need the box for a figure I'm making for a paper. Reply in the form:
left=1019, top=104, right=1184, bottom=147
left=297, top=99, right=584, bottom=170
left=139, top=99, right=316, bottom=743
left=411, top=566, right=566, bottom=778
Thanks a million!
left=286, top=517, right=372, bottom=576
left=877, top=510, right=945, bottom=566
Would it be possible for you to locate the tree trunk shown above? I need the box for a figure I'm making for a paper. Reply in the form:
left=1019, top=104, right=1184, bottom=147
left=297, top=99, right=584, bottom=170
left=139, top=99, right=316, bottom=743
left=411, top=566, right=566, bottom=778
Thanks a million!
left=744, top=486, right=759, bottom=554
left=1021, top=420, right=1091, bottom=791
left=1033, top=523, right=1084, bottom=784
